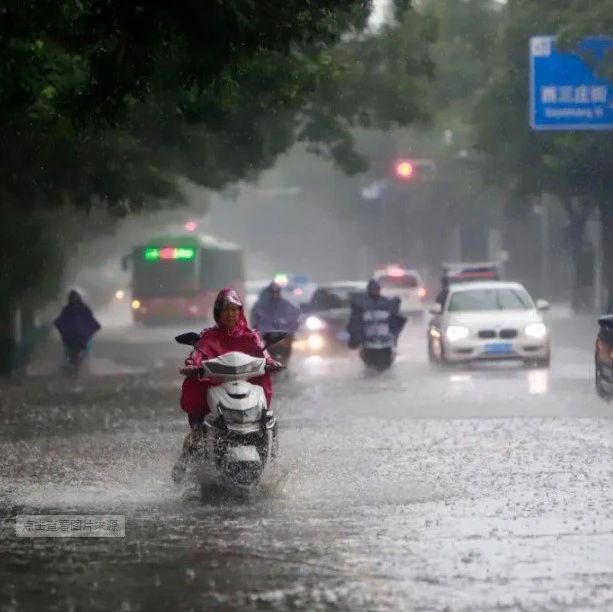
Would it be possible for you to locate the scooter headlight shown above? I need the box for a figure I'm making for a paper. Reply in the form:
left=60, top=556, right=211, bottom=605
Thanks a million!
left=219, top=405, right=261, bottom=424
left=446, top=325, right=470, bottom=342
left=525, top=322, right=547, bottom=339
left=305, top=316, right=326, bottom=331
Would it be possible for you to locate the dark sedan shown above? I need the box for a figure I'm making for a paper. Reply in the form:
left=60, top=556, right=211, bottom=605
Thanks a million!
left=595, top=314, right=613, bottom=399
left=294, top=282, right=365, bottom=354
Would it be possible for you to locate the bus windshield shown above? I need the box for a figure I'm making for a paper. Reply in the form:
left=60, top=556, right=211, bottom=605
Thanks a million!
left=132, top=258, right=197, bottom=298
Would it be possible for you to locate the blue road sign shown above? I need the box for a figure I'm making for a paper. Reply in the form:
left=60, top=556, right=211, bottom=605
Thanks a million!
left=530, top=36, right=613, bottom=130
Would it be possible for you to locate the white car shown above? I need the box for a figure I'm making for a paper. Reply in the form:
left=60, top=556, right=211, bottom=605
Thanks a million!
left=373, top=267, right=426, bottom=315
left=427, top=281, right=551, bottom=367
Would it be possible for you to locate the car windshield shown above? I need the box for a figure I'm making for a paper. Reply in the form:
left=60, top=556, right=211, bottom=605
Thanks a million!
left=377, top=274, right=419, bottom=289
left=308, top=287, right=361, bottom=310
left=448, top=288, right=533, bottom=312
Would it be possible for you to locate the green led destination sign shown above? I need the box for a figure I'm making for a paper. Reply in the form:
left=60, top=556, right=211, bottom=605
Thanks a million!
left=143, top=247, right=196, bottom=261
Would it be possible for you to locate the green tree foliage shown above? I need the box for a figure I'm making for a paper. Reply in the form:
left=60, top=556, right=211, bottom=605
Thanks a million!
left=0, top=0, right=434, bottom=371
left=475, top=0, right=613, bottom=310
left=424, top=0, right=500, bottom=129
left=0, top=2, right=367, bottom=209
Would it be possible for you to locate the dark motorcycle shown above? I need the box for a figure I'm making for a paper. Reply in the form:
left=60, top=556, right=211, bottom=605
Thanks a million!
left=63, top=343, right=90, bottom=376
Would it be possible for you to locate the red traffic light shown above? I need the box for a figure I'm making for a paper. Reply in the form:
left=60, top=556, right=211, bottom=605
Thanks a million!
left=395, top=159, right=414, bottom=179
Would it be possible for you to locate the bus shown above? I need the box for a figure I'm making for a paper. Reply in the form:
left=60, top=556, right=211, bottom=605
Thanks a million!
left=126, top=234, right=245, bottom=324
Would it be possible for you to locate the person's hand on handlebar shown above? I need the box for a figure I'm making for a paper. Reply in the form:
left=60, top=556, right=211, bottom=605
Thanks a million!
left=266, top=360, right=285, bottom=373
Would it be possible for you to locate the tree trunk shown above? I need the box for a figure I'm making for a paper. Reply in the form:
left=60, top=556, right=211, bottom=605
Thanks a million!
left=566, top=216, right=588, bottom=312
left=21, top=306, right=35, bottom=340
left=599, top=198, right=613, bottom=312
left=0, top=306, right=16, bottom=376
left=561, top=196, right=593, bottom=313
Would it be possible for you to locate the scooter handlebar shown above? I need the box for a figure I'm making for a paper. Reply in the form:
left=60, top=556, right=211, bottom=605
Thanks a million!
left=180, top=366, right=205, bottom=377
left=181, top=362, right=284, bottom=376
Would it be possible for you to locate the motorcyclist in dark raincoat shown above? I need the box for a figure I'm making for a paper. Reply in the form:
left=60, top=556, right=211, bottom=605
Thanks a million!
left=347, top=280, right=406, bottom=350
left=251, top=282, right=300, bottom=364
left=53, top=290, right=101, bottom=370
left=251, top=282, right=300, bottom=336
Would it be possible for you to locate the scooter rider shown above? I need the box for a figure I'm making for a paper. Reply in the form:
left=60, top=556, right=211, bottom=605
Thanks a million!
left=347, top=279, right=406, bottom=350
left=53, top=289, right=101, bottom=372
left=172, top=288, right=281, bottom=483
left=251, top=281, right=300, bottom=362
left=251, top=282, right=300, bottom=336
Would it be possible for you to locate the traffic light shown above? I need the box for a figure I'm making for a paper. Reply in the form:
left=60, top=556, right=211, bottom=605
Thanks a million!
left=392, top=158, right=436, bottom=182
left=394, top=159, right=414, bottom=180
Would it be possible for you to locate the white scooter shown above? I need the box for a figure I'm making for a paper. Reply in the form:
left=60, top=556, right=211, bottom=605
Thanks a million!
left=175, top=332, right=285, bottom=489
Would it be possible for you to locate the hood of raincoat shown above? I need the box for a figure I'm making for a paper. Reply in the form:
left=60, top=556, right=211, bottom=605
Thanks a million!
left=68, top=289, right=83, bottom=305
left=213, top=288, right=248, bottom=335
left=367, top=279, right=381, bottom=298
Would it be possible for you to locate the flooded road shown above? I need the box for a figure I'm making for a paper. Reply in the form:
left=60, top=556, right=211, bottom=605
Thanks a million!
left=1, top=313, right=612, bottom=611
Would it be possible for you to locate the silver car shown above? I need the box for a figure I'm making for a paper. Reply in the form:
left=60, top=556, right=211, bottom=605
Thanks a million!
left=427, top=281, right=551, bottom=368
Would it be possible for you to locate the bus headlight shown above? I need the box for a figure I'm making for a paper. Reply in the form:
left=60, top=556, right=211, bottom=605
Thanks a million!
left=525, top=323, right=547, bottom=339
left=131, top=299, right=141, bottom=310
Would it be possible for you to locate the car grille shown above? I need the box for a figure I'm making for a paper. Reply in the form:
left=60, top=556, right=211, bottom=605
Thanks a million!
left=478, top=330, right=497, bottom=339
left=478, top=329, right=518, bottom=339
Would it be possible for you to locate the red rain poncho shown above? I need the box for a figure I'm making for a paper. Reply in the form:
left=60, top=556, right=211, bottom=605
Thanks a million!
left=180, top=288, right=274, bottom=424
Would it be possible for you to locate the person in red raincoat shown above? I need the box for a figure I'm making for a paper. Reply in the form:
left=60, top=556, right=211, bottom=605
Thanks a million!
left=172, top=288, right=278, bottom=483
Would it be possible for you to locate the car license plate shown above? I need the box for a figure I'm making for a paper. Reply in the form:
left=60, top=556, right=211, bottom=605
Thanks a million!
left=484, top=342, right=512, bottom=354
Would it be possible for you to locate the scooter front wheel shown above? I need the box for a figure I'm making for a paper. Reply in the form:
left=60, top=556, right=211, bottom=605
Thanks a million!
left=361, top=348, right=393, bottom=371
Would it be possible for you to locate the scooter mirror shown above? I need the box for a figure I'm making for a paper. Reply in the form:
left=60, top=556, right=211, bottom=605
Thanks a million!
left=175, top=332, right=200, bottom=346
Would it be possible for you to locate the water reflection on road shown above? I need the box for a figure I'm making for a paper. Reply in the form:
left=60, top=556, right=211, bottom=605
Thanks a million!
left=1, top=318, right=612, bottom=610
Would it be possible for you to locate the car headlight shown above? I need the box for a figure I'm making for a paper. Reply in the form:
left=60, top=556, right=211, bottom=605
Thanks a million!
left=525, top=323, right=547, bottom=339
left=446, top=325, right=470, bottom=342
left=307, top=333, right=325, bottom=351
left=305, top=316, right=326, bottom=331
left=220, top=406, right=261, bottom=424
